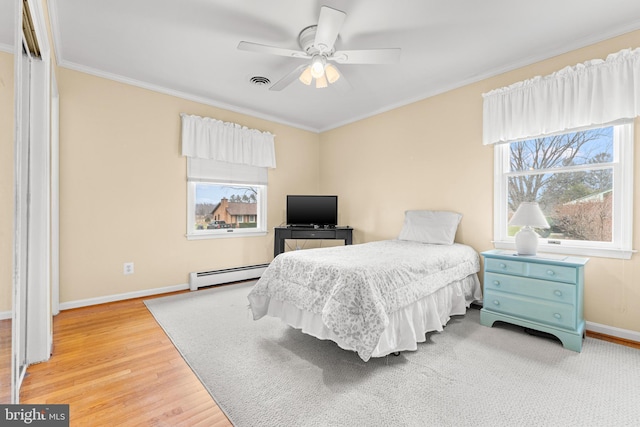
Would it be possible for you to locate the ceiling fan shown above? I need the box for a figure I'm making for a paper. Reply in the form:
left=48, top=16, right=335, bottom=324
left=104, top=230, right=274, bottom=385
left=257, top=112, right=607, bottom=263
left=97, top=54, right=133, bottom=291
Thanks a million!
left=237, top=5, right=401, bottom=91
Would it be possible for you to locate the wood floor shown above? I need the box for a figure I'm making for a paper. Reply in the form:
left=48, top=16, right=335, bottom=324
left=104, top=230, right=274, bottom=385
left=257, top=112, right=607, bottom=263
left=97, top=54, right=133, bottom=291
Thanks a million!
left=2, top=290, right=639, bottom=426
left=0, top=318, right=11, bottom=403
left=586, top=330, right=640, bottom=350
left=18, top=292, right=232, bottom=427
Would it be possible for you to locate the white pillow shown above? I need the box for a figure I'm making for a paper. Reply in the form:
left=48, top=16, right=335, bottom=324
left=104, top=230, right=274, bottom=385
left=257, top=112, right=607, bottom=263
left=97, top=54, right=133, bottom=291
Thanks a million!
left=398, top=210, right=462, bottom=245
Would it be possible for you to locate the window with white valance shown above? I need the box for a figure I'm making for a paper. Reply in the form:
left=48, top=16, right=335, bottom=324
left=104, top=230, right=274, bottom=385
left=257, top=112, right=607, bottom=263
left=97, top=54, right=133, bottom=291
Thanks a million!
left=181, top=114, right=275, bottom=239
left=482, top=48, right=640, bottom=145
left=484, top=48, right=638, bottom=259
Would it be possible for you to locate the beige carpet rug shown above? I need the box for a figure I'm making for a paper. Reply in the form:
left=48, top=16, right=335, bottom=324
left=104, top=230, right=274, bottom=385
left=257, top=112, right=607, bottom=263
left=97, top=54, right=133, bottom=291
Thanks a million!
left=145, top=281, right=640, bottom=426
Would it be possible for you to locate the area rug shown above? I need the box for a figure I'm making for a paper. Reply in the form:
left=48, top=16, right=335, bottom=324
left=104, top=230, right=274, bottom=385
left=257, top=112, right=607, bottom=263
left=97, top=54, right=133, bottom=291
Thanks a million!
left=145, top=282, right=640, bottom=426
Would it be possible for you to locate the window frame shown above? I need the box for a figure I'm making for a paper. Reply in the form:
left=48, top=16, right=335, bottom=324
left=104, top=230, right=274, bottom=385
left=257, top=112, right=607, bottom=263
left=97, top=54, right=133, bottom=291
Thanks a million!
left=492, top=122, right=634, bottom=259
left=186, top=181, right=268, bottom=240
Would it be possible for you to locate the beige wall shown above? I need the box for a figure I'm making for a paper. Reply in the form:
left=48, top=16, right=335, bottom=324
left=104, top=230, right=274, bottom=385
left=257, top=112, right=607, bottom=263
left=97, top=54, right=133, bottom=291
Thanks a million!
left=0, top=51, right=13, bottom=312
left=4, top=19, right=639, bottom=335
left=57, top=68, right=320, bottom=303
left=320, top=30, right=640, bottom=333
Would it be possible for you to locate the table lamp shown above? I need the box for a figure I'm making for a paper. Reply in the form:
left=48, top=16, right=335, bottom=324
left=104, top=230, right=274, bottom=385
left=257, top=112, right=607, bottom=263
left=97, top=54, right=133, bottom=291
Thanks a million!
left=509, top=202, right=550, bottom=256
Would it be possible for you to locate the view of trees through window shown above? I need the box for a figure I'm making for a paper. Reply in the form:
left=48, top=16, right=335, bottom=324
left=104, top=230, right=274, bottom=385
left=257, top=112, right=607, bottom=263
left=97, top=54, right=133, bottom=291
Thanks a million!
left=194, top=183, right=259, bottom=230
left=507, top=127, right=614, bottom=242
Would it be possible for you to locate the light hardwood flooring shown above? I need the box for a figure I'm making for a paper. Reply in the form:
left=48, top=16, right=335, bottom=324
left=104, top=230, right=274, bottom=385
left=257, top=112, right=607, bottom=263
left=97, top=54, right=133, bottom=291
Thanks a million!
left=17, top=292, right=232, bottom=427
left=0, top=318, right=11, bottom=403
left=586, top=330, right=640, bottom=350
left=2, top=291, right=639, bottom=425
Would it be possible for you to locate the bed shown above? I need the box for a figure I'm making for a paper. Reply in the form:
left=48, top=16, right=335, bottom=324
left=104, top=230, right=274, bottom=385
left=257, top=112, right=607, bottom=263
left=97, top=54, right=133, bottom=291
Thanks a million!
left=247, top=211, right=483, bottom=361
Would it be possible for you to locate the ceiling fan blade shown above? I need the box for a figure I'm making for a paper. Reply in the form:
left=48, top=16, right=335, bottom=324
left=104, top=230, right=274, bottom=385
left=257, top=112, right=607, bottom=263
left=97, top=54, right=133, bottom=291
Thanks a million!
left=237, top=41, right=308, bottom=59
left=314, top=6, right=346, bottom=53
left=330, top=48, right=401, bottom=64
left=269, top=64, right=309, bottom=91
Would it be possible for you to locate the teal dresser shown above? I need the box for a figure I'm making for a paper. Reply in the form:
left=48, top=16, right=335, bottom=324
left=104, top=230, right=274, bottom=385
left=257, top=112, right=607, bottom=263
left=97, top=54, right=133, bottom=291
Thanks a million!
left=480, top=250, right=588, bottom=352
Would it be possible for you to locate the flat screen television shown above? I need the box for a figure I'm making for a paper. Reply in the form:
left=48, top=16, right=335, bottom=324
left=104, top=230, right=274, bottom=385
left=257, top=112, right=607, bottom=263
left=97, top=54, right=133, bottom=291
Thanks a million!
left=286, top=195, right=338, bottom=227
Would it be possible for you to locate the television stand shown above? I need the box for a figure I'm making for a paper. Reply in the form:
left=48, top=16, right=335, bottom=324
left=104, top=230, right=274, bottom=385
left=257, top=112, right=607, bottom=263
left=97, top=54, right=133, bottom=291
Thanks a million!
left=273, top=226, right=353, bottom=257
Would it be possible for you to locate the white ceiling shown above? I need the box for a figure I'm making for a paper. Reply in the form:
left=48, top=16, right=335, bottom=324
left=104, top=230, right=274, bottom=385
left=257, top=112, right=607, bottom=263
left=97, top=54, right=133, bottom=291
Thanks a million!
left=4, top=1, right=640, bottom=132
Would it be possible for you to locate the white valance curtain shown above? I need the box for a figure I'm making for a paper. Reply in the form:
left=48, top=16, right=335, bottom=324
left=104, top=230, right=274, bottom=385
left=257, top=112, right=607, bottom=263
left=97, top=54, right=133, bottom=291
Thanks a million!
left=482, top=48, right=640, bottom=145
left=187, top=157, right=268, bottom=185
left=181, top=113, right=276, bottom=168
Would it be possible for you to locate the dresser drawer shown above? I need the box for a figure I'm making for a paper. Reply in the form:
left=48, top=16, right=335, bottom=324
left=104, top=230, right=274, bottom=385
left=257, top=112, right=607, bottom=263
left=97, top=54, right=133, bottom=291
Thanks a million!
left=483, top=291, right=576, bottom=330
left=485, top=257, right=577, bottom=284
left=484, top=272, right=576, bottom=305
left=291, top=230, right=335, bottom=239
left=527, top=263, right=577, bottom=284
left=484, top=258, right=525, bottom=276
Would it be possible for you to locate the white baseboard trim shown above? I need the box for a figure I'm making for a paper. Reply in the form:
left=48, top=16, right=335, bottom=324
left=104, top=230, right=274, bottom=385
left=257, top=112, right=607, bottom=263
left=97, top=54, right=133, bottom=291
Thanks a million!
left=0, top=310, right=10, bottom=320
left=586, top=321, right=640, bottom=343
left=58, top=283, right=190, bottom=311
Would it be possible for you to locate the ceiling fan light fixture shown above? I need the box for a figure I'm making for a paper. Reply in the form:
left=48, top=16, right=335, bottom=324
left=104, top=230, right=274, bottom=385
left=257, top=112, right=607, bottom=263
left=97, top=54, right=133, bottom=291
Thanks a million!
left=315, top=74, right=328, bottom=89
left=238, top=6, right=400, bottom=92
left=325, top=64, right=340, bottom=84
left=310, top=55, right=326, bottom=79
left=299, top=66, right=313, bottom=85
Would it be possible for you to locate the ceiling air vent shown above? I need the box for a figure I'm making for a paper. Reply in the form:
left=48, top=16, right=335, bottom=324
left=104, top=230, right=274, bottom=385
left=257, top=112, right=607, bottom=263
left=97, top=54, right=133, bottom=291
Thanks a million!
left=249, top=76, right=271, bottom=86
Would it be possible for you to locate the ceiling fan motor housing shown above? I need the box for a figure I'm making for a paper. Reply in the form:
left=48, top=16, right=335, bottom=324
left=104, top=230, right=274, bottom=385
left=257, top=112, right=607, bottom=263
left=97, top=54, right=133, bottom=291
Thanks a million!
left=298, top=25, right=334, bottom=56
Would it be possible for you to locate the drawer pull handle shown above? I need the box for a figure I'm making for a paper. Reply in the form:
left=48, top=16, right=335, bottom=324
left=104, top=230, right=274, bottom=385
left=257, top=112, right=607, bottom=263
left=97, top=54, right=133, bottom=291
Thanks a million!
left=546, top=270, right=555, bottom=276
left=554, top=290, right=562, bottom=297
left=553, top=313, right=561, bottom=319
left=499, top=263, right=507, bottom=269
left=493, top=280, right=501, bottom=286
left=493, top=300, right=500, bottom=306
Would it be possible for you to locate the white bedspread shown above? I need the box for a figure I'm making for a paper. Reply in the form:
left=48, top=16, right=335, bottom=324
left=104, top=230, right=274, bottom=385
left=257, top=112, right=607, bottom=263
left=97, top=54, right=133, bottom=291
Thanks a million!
left=248, top=240, right=480, bottom=361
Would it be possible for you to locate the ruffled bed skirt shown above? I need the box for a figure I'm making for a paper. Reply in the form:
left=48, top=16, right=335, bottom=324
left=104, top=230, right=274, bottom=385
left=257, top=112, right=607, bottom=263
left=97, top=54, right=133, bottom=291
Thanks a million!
left=248, top=274, right=483, bottom=358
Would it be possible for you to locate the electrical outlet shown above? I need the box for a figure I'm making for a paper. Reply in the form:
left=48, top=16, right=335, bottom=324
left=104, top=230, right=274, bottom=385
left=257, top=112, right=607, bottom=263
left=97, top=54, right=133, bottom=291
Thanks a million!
left=123, top=262, right=134, bottom=275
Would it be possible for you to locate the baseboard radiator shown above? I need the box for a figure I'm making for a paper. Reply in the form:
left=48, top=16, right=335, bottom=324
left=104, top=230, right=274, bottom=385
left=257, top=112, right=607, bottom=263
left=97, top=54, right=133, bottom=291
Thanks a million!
left=189, top=264, right=269, bottom=291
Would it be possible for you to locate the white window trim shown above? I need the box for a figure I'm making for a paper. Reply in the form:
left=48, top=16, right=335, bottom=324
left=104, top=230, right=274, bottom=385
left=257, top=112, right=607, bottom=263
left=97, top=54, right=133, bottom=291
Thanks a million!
left=186, top=182, right=267, bottom=240
left=492, top=123, right=635, bottom=260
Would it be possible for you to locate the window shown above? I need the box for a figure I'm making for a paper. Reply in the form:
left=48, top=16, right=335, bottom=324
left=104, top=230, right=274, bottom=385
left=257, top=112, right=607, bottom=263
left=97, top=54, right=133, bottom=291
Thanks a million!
left=493, top=123, right=634, bottom=259
left=188, top=182, right=266, bottom=237
left=180, top=113, right=275, bottom=239
left=186, top=158, right=268, bottom=239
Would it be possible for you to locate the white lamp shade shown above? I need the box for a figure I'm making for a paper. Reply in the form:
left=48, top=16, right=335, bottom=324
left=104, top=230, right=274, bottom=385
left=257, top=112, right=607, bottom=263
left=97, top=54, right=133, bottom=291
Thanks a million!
left=298, top=67, right=312, bottom=85
left=509, top=202, right=550, bottom=228
left=315, top=74, right=328, bottom=88
left=325, top=64, right=340, bottom=83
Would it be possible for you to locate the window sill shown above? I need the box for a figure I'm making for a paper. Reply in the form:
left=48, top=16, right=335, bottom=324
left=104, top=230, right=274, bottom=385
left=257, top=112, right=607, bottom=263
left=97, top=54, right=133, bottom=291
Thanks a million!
left=492, top=240, right=635, bottom=260
left=187, top=230, right=267, bottom=240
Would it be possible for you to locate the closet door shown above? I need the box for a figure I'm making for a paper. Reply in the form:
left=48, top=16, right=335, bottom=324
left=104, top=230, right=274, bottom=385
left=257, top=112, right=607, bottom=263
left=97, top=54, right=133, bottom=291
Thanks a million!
left=11, top=0, right=55, bottom=403
left=12, top=22, right=31, bottom=405
left=0, top=0, right=17, bottom=405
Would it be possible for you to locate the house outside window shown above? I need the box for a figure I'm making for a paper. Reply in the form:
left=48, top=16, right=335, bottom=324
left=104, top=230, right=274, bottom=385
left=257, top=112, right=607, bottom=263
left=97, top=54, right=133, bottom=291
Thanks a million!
left=493, top=123, right=634, bottom=259
left=210, top=194, right=258, bottom=228
left=188, top=181, right=267, bottom=239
